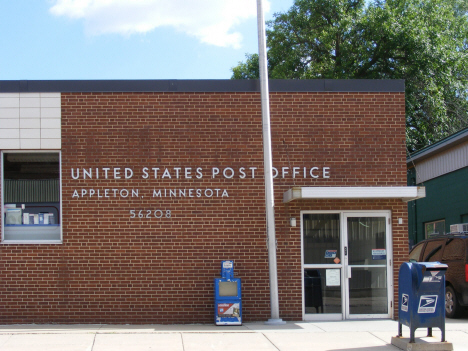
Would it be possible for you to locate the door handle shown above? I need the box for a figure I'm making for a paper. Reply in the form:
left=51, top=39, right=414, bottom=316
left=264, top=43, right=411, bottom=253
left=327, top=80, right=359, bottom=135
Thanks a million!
left=348, top=266, right=352, bottom=279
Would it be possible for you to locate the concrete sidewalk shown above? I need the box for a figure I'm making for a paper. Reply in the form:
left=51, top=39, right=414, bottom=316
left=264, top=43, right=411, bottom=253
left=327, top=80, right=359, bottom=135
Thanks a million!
left=0, top=319, right=467, bottom=351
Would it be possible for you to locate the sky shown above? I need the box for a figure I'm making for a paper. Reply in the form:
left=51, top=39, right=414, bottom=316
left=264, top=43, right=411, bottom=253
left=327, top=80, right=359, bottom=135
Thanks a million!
left=0, top=0, right=294, bottom=81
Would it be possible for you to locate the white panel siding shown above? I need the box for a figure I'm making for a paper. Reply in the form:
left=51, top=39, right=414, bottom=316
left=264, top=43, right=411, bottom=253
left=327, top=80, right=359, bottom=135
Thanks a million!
left=0, top=93, right=61, bottom=150
left=414, top=141, right=468, bottom=183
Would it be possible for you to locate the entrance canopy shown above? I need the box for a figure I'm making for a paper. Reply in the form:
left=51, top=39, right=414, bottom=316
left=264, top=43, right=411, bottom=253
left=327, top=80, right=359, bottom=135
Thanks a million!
left=283, top=186, right=425, bottom=203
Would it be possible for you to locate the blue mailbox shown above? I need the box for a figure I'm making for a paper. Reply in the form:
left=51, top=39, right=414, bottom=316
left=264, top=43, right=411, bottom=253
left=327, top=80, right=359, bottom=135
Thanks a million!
left=397, top=261, right=448, bottom=343
left=214, top=260, right=242, bottom=325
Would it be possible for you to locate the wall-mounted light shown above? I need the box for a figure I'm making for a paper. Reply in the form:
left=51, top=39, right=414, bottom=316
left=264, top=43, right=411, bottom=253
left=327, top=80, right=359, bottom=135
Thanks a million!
left=290, top=217, right=297, bottom=227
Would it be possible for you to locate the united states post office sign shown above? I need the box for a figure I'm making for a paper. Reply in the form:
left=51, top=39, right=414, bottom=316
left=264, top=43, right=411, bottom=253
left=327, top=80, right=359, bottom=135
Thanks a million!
left=70, top=165, right=331, bottom=200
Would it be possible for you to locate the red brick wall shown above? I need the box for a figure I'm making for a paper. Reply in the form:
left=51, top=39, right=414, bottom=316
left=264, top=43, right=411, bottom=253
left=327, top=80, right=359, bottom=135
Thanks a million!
left=0, top=91, right=407, bottom=323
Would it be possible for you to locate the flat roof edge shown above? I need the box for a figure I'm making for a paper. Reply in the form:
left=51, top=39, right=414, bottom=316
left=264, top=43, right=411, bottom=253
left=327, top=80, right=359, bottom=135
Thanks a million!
left=0, top=79, right=405, bottom=93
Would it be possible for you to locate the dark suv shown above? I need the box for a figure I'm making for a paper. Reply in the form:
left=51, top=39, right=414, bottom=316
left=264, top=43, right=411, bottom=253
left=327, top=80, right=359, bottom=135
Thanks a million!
left=408, top=234, right=468, bottom=318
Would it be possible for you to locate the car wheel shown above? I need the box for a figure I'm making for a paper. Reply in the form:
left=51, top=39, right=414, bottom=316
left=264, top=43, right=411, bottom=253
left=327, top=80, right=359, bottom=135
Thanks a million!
left=445, top=285, right=461, bottom=318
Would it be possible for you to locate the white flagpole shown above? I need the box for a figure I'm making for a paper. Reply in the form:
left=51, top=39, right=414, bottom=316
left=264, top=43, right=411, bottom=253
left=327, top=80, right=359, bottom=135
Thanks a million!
left=256, top=0, right=284, bottom=325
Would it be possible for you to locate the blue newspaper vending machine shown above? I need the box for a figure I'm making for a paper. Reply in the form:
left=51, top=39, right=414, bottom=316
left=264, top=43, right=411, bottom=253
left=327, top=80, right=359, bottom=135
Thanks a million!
left=214, top=260, right=242, bottom=325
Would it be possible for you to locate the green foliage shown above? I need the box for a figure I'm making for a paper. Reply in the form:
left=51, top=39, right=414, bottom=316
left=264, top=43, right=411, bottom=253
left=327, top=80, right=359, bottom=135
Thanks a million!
left=231, top=0, right=468, bottom=152
left=231, top=54, right=260, bottom=79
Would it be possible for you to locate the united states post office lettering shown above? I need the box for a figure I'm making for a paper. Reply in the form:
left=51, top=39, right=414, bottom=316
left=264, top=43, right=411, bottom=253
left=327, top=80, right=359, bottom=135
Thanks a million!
left=70, top=166, right=331, bottom=180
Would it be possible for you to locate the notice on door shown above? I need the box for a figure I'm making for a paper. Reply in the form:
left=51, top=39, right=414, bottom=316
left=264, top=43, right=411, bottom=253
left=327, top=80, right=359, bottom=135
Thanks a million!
left=372, top=249, right=386, bottom=260
left=326, top=269, right=340, bottom=286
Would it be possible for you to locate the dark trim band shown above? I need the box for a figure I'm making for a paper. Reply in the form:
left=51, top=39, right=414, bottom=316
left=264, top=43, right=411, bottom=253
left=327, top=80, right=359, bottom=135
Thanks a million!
left=1, top=79, right=405, bottom=93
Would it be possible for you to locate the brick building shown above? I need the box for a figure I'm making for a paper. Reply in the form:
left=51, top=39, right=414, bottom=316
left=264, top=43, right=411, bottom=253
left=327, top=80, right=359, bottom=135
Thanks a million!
left=0, top=80, right=424, bottom=324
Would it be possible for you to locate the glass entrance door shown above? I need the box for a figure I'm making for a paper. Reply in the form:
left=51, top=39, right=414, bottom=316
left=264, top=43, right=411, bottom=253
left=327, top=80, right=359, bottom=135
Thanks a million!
left=344, top=213, right=391, bottom=319
left=303, top=213, right=343, bottom=320
left=303, top=211, right=392, bottom=320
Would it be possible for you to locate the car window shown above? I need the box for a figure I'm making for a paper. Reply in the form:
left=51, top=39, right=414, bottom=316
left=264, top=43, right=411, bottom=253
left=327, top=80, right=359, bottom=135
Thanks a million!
left=422, top=239, right=445, bottom=262
left=409, top=242, right=425, bottom=261
left=442, top=238, right=466, bottom=261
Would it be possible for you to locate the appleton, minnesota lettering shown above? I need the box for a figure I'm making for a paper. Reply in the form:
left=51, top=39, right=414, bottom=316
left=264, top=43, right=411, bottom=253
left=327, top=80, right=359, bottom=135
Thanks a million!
left=72, top=188, right=229, bottom=199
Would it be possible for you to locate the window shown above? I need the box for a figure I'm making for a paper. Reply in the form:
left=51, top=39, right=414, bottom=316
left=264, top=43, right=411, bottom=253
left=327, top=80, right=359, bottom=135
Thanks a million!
left=425, top=220, right=445, bottom=238
left=409, top=242, right=424, bottom=261
left=2, top=152, right=61, bottom=243
left=422, top=239, right=445, bottom=262
left=442, top=239, right=466, bottom=261
left=303, top=213, right=340, bottom=265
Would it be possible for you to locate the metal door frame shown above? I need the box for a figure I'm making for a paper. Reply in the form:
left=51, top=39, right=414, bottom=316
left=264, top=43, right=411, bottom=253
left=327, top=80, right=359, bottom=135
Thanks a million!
left=343, top=211, right=393, bottom=319
left=302, top=210, right=393, bottom=320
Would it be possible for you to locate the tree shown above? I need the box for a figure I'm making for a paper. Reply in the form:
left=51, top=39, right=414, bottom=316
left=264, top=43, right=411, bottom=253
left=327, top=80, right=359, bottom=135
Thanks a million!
left=231, top=0, right=468, bottom=152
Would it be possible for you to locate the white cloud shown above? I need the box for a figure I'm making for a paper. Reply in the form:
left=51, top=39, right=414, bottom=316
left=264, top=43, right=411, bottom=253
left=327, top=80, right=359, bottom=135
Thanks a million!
left=49, top=0, right=270, bottom=49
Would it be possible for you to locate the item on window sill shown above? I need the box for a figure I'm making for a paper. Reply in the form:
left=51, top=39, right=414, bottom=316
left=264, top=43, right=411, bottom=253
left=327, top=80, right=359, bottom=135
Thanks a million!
left=39, top=213, right=44, bottom=225
left=5, top=208, right=22, bottom=225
